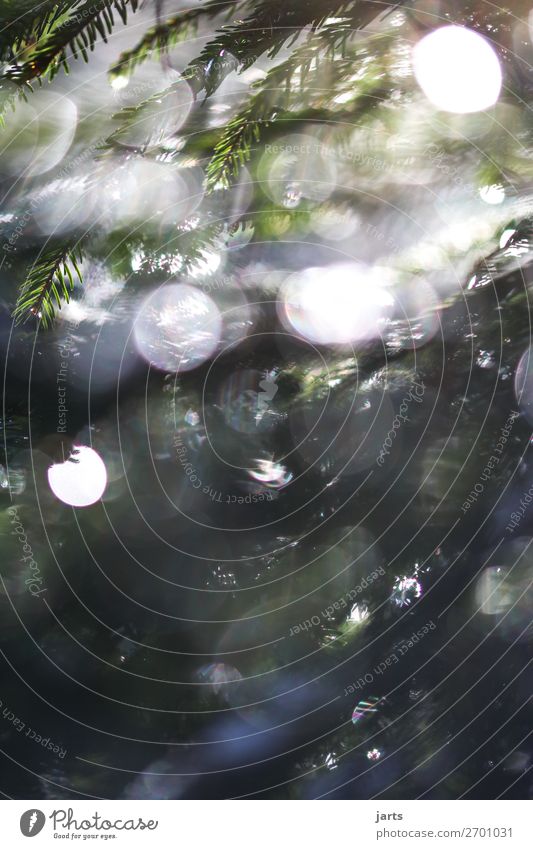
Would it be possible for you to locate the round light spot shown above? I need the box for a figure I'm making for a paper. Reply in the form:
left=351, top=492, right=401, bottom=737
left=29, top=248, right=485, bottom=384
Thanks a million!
left=258, top=133, right=337, bottom=207
left=413, top=25, right=502, bottom=114
left=115, top=64, right=193, bottom=149
left=111, top=75, right=129, bottom=91
left=104, top=160, right=203, bottom=229
left=134, top=284, right=222, bottom=373
left=479, top=184, right=505, bottom=205
left=48, top=446, right=107, bottom=507
left=279, top=263, right=394, bottom=346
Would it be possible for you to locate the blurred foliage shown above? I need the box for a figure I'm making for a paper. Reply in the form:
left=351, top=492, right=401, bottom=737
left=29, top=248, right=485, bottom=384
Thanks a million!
left=1, top=0, right=532, bottom=323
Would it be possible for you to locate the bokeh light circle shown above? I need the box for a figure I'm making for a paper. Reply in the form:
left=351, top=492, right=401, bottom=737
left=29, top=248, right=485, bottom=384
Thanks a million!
left=413, top=25, right=502, bottom=114
left=279, top=263, right=395, bottom=346
left=47, top=446, right=107, bottom=507
left=134, top=283, right=222, bottom=373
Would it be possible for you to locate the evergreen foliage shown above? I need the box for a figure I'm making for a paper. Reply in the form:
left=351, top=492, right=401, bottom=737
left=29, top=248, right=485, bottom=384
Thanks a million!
left=13, top=244, right=84, bottom=327
left=0, top=0, right=528, bottom=323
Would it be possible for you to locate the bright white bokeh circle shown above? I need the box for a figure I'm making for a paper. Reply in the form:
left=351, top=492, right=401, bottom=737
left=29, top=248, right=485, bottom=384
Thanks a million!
left=479, top=183, right=505, bottom=205
left=48, top=446, right=107, bottom=507
left=412, top=25, right=502, bottom=114
left=134, top=283, right=222, bottom=372
left=279, top=263, right=394, bottom=346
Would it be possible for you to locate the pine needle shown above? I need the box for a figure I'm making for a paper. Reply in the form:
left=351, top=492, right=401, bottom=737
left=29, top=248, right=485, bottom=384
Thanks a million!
left=4, top=0, right=139, bottom=83
left=14, top=244, right=84, bottom=328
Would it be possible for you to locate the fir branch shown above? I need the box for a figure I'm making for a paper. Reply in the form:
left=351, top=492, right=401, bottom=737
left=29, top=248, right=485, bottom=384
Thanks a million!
left=4, top=0, right=139, bottom=83
left=103, top=4, right=396, bottom=156
left=178, top=220, right=225, bottom=274
left=100, top=81, right=184, bottom=151
left=182, top=0, right=394, bottom=97
left=109, top=0, right=245, bottom=81
left=131, top=219, right=227, bottom=277
left=206, top=100, right=264, bottom=188
left=205, top=27, right=393, bottom=188
left=14, top=244, right=84, bottom=327
left=203, top=26, right=345, bottom=188
left=0, top=1, right=79, bottom=60
left=0, top=78, right=33, bottom=127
